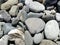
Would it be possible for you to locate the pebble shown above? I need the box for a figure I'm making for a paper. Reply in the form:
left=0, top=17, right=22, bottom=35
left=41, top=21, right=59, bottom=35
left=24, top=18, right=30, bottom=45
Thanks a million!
left=17, top=10, right=27, bottom=22
left=25, top=18, right=45, bottom=34
left=8, top=29, right=24, bottom=40
left=45, top=20, right=59, bottom=40
left=33, top=33, right=44, bottom=44
left=11, top=17, right=19, bottom=25
left=22, top=6, right=29, bottom=13
left=2, top=23, right=15, bottom=34
left=25, top=31, right=33, bottom=45
left=27, top=12, right=44, bottom=18
left=17, top=3, right=23, bottom=8
left=40, top=40, right=57, bottom=45
left=9, top=5, right=19, bottom=16
left=25, top=0, right=33, bottom=6
left=0, top=10, right=11, bottom=22
left=56, top=13, right=60, bottom=21
left=28, top=1, right=45, bottom=12
left=1, top=0, right=18, bottom=10
left=0, top=35, right=11, bottom=45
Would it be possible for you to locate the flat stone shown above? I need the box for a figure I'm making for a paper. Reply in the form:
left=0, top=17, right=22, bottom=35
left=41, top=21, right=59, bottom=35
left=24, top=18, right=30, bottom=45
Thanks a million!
left=9, top=5, right=19, bottom=16
left=0, top=10, right=11, bottom=22
left=33, top=33, right=44, bottom=44
left=25, top=31, right=33, bottom=45
left=45, top=20, right=59, bottom=40
left=40, top=40, right=57, bottom=45
left=25, top=18, right=45, bottom=34
left=28, top=1, right=45, bottom=12
left=17, top=10, right=27, bottom=22
left=56, top=13, right=60, bottom=21
left=2, top=23, right=15, bottom=34
left=27, top=12, right=44, bottom=18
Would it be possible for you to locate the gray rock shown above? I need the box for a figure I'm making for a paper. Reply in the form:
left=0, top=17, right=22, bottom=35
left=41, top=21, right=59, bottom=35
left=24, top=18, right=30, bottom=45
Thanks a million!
left=0, top=10, right=11, bottom=22
left=28, top=1, right=45, bottom=12
left=9, top=5, right=19, bottom=16
left=2, top=23, right=15, bottom=34
left=22, top=6, right=29, bottom=13
left=45, top=20, right=59, bottom=40
left=33, top=33, right=44, bottom=44
left=27, top=12, right=44, bottom=18
left=17, top=10, right=27, bottom=22
left=25, top=31, right=33, bottom=45
left=40, top=40, right=57, bottom=45
left=0, top=35, right=11, bottom=45
left=56, top=13, right=60, bottom=21
left=25, top=18, right=45, bottom=34
left=11, top=17, right=19, bottom=25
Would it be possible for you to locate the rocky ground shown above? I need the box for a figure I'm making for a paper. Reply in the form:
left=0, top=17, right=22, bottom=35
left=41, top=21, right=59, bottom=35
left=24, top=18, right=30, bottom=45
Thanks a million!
left=0, top=0, right=60, bottom=45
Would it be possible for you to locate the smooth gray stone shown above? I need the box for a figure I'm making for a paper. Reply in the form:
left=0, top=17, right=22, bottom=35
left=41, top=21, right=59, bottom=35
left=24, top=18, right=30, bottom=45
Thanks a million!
left=25, top=31, right=33, bottom=45
left=2, top=23, right=15, bottom=34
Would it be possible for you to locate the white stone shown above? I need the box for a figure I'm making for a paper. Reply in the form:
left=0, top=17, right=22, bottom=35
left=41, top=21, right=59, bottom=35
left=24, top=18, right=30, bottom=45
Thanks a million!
left=56, top=13, right=60, bottom=21
left=25, top=0, right=33, bottom=5
left=25, top=18, right=45, bottom=34
left=33, top=33, right=43, bottom=44
left=45, top=20, right=59, bottom=40
left=29, top=1, right=45, bottom=12
left=9, top=5, right=19, bottom=16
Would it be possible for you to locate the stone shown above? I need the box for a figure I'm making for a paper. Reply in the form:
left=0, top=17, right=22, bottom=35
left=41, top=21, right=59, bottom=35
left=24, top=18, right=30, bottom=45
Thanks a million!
left=8, top=29, right=24, bottom=40
left=56, top=13, right=60, bottom=21
left=2, top=23, right=15, bottom=34
left=42, top=15, right=55, bottom=22
left=0, top=10, right=11, bottom=22
left=17, top=10, right=27, bottom=22
left=25, top=0, right=33, bottom=6
left=0, top=35, right=11, bottom=45
left=17, top=3, right=23, bottom=8
left=45, top=20, right=59, bottom=40
left=25, top=31, right=33, bottom=45
left=9, top=5, right=19, bottom=16
left=11, top=17, right=19, bottom=25
left=40, top=40, right=57, bottom=45
left=25, top=18, right=45, bottom=34
left=57, top=1, right=60, bottom=12
left=1, top=0, right=18, bottom=10
left=37, top=0, right=46, bottom=4
left=28, top=1, right=45, bottom=12
left=1, top=2, right=11, bottom=10
left=45, top=0, right=57, bottom=6
left=33, top=33, right=44, bottom=44
left=46, top=6, right=54, bottom=10
left=22, top=6, right=29, bottom=12
left=27, top=12, right=44, bottom=18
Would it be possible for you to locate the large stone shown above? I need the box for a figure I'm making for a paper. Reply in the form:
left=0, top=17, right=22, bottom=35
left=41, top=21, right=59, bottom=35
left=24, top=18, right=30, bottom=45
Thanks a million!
left=40, top=40, right=57, bottom=45
left=45, top=20, right=59, bottom=40
left=28, top=1, right=45, bottom=12
left=25, top=31, right=33, bottom=45
left=17, top=10, right=27, bottom=22
left=56, top=13, right=60, bottom=21
left=25, top=18, right=45, bottom=34
left=0, top=10, right=11, bottom=22
left=2, top=23, right=15, bottom=34
left=9, top=5, right=19, bottom=16
left=33, top=33, right=44, bottom=44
